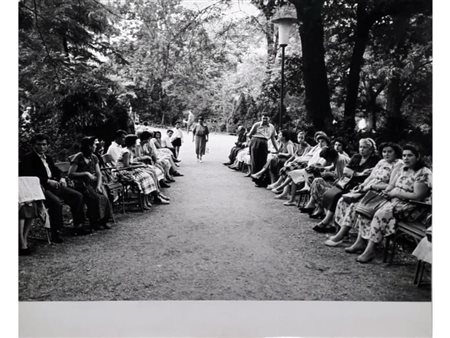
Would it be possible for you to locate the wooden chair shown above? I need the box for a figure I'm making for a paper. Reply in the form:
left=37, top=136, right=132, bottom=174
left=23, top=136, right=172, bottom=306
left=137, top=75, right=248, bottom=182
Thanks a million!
left=101, top=154, right=145, bottom=212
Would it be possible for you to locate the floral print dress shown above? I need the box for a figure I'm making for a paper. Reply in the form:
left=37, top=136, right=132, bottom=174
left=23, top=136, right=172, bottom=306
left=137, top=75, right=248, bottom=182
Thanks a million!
left=334, top=159, right=403, bottom=229
left=356, top=165, right=432, bottom=243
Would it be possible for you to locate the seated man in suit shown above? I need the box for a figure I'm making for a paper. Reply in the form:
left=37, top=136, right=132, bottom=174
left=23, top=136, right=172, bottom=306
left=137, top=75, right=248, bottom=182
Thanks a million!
left=20, top=134, right=86, bottom=241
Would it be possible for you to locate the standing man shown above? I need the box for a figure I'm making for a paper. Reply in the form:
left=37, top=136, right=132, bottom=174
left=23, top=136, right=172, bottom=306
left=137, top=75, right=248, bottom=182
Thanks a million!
left=20, top=134, right=86, bottom=241
left=247, top=114, right=278, bottom=175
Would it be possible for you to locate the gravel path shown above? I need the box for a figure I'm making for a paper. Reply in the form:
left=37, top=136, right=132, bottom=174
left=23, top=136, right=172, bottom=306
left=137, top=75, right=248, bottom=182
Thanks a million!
left=19, top=132, right=431, bottom=301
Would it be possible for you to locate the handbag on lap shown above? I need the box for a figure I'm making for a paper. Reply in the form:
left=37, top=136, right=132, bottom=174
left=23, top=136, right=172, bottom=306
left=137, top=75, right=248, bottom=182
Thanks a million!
left=354, top=191, right=390, bottom=218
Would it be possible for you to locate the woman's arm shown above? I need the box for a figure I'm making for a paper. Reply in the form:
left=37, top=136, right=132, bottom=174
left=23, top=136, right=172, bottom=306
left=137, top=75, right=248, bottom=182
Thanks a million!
left=95, top=163, right=103, bottom=192
left=387, top=182, right=429, bottom=201
left=68, top=163, right=95, bottom=181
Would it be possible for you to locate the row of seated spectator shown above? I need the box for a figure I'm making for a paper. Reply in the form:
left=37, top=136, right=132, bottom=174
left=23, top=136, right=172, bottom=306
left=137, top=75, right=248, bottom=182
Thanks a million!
left=224, top=115, right=432, bottom=265
left=18, top=128, right=183, bottom=256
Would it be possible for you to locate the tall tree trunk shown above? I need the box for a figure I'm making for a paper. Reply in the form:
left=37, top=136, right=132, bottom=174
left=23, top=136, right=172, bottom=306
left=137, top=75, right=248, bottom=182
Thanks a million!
left=291, top=0, right=333, bottom=132
left=265, top=21, right=277, bottom=68
left=343, top=0, right=374, bottom=132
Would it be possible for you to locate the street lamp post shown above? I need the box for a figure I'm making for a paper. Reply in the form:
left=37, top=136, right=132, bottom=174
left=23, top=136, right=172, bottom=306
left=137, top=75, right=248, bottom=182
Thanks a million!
left=272, top=6, right=298, bottom=129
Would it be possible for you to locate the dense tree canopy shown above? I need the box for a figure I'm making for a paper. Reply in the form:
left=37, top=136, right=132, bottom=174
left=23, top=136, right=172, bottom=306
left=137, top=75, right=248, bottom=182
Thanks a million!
left=19, top=0, right=432, bottom=158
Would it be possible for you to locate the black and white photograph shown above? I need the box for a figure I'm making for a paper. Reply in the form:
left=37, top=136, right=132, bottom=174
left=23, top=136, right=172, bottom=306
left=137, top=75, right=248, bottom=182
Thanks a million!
left=15, top=0, right=437, bottom=336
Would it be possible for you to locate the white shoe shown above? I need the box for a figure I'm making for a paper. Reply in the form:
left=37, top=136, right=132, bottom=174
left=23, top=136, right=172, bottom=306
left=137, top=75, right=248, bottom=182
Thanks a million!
left=199, top=159, right=203, bottom=163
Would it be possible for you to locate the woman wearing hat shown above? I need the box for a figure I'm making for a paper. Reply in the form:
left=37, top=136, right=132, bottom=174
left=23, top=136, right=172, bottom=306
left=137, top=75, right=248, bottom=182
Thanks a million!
left=68, top=136, right=113, bottom=230
left=311, top=138, right=380, bottom=233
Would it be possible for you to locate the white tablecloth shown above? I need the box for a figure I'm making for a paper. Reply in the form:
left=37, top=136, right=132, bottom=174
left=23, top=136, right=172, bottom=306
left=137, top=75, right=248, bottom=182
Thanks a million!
left=19, top=176, right=45, bottom=204
left=412, top=237, right=432, bottom=264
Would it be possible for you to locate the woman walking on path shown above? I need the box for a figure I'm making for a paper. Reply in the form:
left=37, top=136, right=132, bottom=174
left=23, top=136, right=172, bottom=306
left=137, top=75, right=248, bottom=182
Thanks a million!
left=192, top=116, right=209, bottom=162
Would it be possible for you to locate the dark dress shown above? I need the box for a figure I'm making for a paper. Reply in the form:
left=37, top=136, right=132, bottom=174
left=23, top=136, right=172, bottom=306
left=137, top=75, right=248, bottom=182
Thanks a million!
left=71, top=152, right=112, bottom=226
left=193, top=124, right=209, bottom=156
left=228, top=133, right=247, bottom=162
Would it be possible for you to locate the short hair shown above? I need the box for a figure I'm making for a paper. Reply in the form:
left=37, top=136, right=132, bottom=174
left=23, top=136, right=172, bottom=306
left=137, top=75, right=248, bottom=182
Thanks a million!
left=319, top=147, right=338, bottom=162
left=80, top=136, right=95, bottom=155
left=140, top=131, right=152, bottom=141
left=31, top=134, right=48, bottom=144
left=115, top=129, right=127, bottom=139
left=403, top=143, right=426, bottom=170
left=143, top=122, right=149, bottom=126
left=167, top=129, right=173, bottom=134
left=333, top=138, right=346, bottom=148
left=379, top=142, right=403, bottom=159
left=124, top=134, right=138, bottom=147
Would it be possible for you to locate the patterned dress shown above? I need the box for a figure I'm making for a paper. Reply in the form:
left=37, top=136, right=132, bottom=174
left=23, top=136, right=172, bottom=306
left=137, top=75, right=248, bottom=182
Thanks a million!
left=118, top=149, right=157, bottom=195
left=309, top=154, right=351, bottom=206
left=334, top=159, right=403, bottom=229
left=356, top=165, right=432, bottom=243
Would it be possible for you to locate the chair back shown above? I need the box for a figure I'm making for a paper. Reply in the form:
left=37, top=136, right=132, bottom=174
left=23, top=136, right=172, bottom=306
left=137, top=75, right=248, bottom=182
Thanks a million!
left=102, top=154, right=115, bottom=167
left=54, top=162, right=71, bottom=175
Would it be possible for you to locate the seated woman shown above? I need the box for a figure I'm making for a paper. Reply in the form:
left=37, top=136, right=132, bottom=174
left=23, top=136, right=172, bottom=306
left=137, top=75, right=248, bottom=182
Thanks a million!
left=284, top=147, right=350, bottom=206
left=150, top=131, right=183, bottom=176
left=332, top=138, right=350, bottom=160
left=324, top=142, right=403, bottom=246
left=251, top=129, right=296, bottom=184
left=312, top=138, right=380, bottom=233
left=68, top=136, right=113, bottom=230
left=345, top=144, right=432, bottom=263
left=118, top=135, right=170, bottom=209
left=270, top=133, right=330, bottom=199
left=266, top=130, right=317, bottom=191
left=136, top=131, right=173, bottom=187
left=224, top=126, right=247, bottom=165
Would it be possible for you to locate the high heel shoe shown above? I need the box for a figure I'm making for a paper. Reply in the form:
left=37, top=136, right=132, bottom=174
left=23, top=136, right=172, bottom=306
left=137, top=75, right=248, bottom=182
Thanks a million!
left=356, top=254, right=375, bottom=263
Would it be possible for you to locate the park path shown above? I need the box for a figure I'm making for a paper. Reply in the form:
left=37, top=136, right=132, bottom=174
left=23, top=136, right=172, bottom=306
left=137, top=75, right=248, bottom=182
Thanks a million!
left=19, top=132, right=430, bottom=301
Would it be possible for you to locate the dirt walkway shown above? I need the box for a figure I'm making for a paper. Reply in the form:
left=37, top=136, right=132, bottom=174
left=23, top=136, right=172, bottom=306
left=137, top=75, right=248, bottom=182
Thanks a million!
left=19, top=132, right=431, bottom=301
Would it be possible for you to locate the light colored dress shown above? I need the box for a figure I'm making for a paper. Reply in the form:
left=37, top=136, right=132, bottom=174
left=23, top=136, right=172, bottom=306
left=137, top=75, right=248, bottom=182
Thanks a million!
left=334, top=159, right=403, bottom=229
left=355, top=165, right=432, bottom=243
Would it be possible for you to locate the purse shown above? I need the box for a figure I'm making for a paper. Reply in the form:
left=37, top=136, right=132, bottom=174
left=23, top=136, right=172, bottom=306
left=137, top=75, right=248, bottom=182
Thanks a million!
left=335, top=176, right=353, bottom=190
left=341, top=191, right=364, bottom=203
left=355, top=191, right=390, bottom=218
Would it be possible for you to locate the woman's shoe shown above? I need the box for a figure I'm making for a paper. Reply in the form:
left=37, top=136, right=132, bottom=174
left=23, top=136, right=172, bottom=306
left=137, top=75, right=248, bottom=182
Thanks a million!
left=356, top=254, right=375, bottom=263
left=283, top=201, right=297, bottom=206
left=275, top=193, right=288, bottom=199
left=309, top=211, right=324, bottom=219
left=156, top=197, right=170, bottom=204
left=173, top=172, right=184, bottom=177
left=19, top=248, right=32, bottom=256
left=299, top=207, right=315, bottom=214
left=159, top=193, right=170, bottom=200
left=250, top=174, right=260, bottom=180
left=160, top=181, right=171, bottom=188
left=272, top=188, right=282, bottom=194
left=344, top=246, right=364, bottom=254
left=313, top=223, right=335, bottom=233
left=324, top=239, right=343, bottom=247
left=243, top=172, right=251, bottom=177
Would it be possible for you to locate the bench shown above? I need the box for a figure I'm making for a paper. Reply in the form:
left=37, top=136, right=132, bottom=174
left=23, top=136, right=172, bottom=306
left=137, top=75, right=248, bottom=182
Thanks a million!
left=383, top=202, right=431, bottom=286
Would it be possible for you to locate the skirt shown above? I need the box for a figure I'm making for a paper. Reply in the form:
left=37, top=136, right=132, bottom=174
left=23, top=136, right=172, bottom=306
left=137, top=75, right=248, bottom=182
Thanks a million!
left=195, top=135, right=207, bottom=155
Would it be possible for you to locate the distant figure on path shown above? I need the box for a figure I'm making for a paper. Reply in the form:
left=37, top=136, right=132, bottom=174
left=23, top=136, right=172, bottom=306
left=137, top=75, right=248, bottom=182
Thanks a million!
left=183, top=110, right=195, bottom=134
left=171, top=121, right=184, bottom=159
left=247, top=114, right=278, bottom=175
left=192, top=116, right=209, bottom=162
